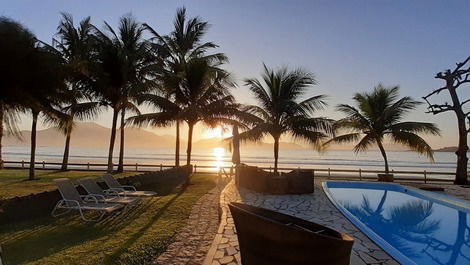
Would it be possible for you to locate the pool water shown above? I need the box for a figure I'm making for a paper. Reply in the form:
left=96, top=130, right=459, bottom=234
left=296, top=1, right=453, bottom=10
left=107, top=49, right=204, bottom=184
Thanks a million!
left=323, top=182, right=470, bottom=265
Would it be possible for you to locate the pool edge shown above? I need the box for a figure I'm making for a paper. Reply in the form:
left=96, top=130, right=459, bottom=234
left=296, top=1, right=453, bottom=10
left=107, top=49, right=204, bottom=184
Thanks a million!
left=322, top=181, right=414, bottom=265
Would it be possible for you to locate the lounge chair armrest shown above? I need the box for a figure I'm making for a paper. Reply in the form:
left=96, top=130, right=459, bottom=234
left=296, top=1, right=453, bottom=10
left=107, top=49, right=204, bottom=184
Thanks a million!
left=81, top=195, right=100, bottom=204
left=87, top=194, right=106, bottom=203
left=104, top=189, right=120, bottom=197
left=120, top=185, right=137, bottom=191
left=109, top=187, right=128, bottom=196
left=60, top=199, right=81, bottom=207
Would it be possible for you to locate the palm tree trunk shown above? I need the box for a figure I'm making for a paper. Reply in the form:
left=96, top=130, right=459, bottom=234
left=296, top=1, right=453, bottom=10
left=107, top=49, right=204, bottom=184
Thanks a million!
left=29, top=111, right=39, bottom=180
left=107, top=108, right=119, bottom=173
left=273, top=136, right=280, bottom=174
left=0, top=104, right=4, bottom=169
left=61, top=129, right=71, bottom=171
left=117, top=109, right=125, bottom=173
left=376, top=139, right=389, bottom=174
left=186, top=122, right=194, bottom=166
left=175, top=121, right=180, bottom=167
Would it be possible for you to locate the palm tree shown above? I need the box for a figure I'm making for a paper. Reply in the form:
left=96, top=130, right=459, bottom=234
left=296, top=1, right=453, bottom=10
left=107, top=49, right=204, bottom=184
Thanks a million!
left=54, top=89, right=101, bottom=170
left=128, top=59, right=238, bottom=166
left=240, top=64, right=334, bottom=173
left=325, top=84, right=440, bottom=174
left=90, top=14, right=155, bottom=173
left=143, top=7, right=227, bottom=166
left=53, top=13, right=100, bottom=171
left=0, top=17, right=33, bottom=168
left=0, top=17, right=66, bottom=179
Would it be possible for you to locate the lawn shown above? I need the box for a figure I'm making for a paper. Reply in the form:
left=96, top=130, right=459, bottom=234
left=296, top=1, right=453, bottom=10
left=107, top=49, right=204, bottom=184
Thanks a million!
left=0, top=173, right=216, bottom=265
left=0, top=169, right=137, bottom=199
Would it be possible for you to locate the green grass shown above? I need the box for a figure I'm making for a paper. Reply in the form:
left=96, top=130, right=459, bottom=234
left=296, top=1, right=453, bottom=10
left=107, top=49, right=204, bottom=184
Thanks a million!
left=0, top=173, right=216, bottom=265
left=0, top=169, right=137, bottom=199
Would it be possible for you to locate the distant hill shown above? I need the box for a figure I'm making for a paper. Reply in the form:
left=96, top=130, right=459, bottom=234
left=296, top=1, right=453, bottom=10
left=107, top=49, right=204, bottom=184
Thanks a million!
left=4, top=122, right=308, bottom=151
left=4, top=122, right=185, bottom=149
left=4, top=122, right=433, bottom=152
left=434, top=146, right=458, bottom=152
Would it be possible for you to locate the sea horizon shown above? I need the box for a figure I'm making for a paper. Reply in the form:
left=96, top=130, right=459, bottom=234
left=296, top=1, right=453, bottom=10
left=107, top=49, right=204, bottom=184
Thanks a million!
left=2, top=146, right=459, bottom=176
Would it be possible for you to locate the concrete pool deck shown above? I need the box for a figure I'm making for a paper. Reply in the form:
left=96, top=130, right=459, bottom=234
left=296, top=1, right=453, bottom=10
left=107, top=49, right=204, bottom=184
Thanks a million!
left=203, top=178, right=402, bottom=265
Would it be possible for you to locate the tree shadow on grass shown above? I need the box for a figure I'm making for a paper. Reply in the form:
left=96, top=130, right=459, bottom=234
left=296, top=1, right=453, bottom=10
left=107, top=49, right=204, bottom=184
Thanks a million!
left=1, top=196, right=164, bottom=264
left=102, top=185, right=187, bottom=264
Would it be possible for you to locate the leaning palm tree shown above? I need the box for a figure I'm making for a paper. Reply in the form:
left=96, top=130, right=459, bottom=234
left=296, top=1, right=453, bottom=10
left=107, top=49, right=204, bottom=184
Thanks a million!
left=240, top=64, right=334, bottom=173
left=53, top=13, right=100, bottom=171
left=144, top=7, right=227, bottom=166
left=325, top=84, right=440, bottom=175
left=53, top=89, right=101, bottom=170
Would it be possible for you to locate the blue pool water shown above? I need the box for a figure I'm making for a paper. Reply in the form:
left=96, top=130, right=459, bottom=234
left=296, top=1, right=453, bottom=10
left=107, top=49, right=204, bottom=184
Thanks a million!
left=323, top=182, right=470, bottom=265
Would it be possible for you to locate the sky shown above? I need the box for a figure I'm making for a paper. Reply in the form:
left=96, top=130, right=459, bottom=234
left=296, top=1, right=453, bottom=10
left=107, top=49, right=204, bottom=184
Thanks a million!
left=2, top=0, right=470, bottom=147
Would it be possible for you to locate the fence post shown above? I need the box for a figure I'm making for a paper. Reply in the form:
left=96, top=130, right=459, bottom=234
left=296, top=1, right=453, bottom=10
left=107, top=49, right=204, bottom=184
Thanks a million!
left=359, top=168, right=362, bottom=180
left=42, top=161, right=45, bottom=169
left=269, top=166, right=272, bottom=172
left=328, top=168, right=331, bottom=178
left=160, top=164, right=163, bottom=171
left=194, top=164, right=197, bottom=173
left=230, top=166, right=233, bottom=177
left=87, top=162, right=90, bottom=171
left=424, top=170, right=427, bottom=183
left=22, top=160, right=24, bottom=169
left=135, top=163, right=138, bottom=172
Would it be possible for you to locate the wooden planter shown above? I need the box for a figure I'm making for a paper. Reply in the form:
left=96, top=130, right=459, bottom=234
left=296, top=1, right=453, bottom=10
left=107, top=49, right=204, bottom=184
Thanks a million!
left=377, top=173, right=394, bottom=182
left=229, top=202, right=354, bottom=265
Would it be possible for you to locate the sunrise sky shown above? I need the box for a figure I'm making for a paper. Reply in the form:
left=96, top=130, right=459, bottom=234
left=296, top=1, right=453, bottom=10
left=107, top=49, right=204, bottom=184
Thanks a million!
left=2, top=0, right=470, bottom=147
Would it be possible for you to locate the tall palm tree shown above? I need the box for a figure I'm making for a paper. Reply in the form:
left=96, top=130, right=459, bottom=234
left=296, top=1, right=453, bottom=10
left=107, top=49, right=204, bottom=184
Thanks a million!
left=143, top=7, right=227, bottom=166
left=91, top=14, right=155, bottom=173
left=128, top=59, right=238, bottom=166
left=325, top=84, right=440, bottom=174
left=53, top=13, right=100, bottom=171
left=240, top=64, right=334, bottom=173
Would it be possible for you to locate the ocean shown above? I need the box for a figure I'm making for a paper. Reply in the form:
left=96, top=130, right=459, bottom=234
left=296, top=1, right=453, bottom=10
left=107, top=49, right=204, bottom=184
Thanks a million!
left=2, top=146, right=460, bottom=179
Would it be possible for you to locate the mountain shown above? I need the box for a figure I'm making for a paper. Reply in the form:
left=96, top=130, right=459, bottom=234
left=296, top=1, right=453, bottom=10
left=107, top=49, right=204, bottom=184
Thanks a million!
left=3, top=122, right=185, bottom=149
left=434, top=146, right=458, bottom=152
left=192, top=137, right=307, bottom=150
left=3, top=122, right=427, bottom=152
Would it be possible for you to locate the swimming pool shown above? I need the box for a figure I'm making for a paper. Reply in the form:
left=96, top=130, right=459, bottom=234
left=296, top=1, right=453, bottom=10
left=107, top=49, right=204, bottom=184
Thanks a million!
left=323, top=181, right=470, bottom=265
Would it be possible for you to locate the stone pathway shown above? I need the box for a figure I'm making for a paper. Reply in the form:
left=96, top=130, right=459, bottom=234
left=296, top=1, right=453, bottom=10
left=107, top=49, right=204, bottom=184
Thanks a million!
left=203, top=178, right=399, bottom=265
left=154, top=188, right=221, bottom=265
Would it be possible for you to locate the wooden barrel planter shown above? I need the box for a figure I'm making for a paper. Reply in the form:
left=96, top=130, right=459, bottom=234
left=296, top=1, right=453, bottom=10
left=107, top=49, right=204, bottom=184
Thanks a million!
left=229, top=202, right=354, bottom=265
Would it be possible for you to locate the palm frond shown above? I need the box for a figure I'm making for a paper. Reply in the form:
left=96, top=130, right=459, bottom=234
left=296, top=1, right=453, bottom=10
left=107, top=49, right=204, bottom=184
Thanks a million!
left=389, top=131, right=435, bottom=161
left=353, top=134, right=376, bottom=153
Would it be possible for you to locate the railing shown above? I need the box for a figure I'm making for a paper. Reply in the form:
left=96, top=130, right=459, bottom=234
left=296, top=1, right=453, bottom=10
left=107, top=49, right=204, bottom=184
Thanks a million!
left=2, top=160, right=458, bottom=183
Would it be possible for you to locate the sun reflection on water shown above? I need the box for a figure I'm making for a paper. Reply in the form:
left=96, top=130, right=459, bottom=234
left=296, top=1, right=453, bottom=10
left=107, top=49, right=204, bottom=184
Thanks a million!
left=213, top=147, right=225, bottom=170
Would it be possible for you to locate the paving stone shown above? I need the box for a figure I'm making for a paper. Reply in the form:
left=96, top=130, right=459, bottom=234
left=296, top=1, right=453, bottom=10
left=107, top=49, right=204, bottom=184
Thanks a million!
left=213, top=250, right=224, bottom=259
left=154, top=188, right=220, bottom=265
left=226, top=246, right=237, bottom=256
left=218, top=256, right=234, bottom=264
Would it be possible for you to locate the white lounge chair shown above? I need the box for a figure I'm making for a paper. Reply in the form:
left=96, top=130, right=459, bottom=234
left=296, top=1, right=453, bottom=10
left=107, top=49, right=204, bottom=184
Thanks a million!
left=102, top=174, right=157, bottom=197
left=78, top=178, right=141, bottom=205
left=52, top=178, right=124, bottom=221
